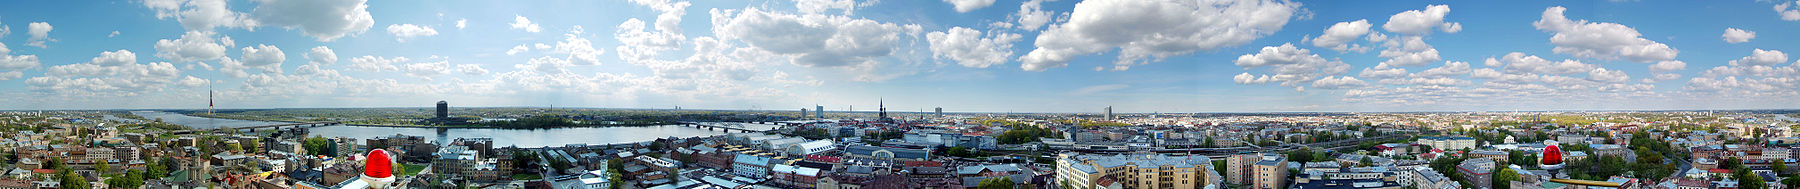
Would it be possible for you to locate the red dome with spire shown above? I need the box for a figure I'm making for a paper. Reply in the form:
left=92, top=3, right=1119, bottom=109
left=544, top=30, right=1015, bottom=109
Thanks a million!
left=1541, top=144, right=1564, bottom=166
left=364, top=149, right=394, bottom=178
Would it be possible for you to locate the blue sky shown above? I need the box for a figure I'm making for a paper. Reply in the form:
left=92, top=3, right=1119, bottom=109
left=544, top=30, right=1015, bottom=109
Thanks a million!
left=0, top=0, right=1796, bottom=113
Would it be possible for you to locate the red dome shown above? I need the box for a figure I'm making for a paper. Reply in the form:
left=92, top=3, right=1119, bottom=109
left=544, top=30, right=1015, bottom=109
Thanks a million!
left=1540, top=145, right=1563, bottom=165
left=364, top=149, right=394, bottom=178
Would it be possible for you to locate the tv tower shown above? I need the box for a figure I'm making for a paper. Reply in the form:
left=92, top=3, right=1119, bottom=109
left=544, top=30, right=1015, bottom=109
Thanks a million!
left=208, top=88, right=215, bottom=115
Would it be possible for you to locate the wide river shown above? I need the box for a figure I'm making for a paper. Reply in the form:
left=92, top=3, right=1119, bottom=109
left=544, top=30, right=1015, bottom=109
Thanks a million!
left=130, top=111, right=775, bottom=147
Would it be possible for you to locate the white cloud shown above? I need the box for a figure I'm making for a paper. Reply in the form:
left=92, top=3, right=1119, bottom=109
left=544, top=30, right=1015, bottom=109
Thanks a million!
left=926, top=27, right=1022, bottom=68
left=1357, top=63, right=1407, bottom=80
left=348, top=56, right=404, bottom=72
left=1729, top=48, right=1788, bottom=66
left=177, top=76, right=210, bottom=87
left=1650, top=60, right=1685, bottom=72
left=1586, top=67, right=1630, bottom=83
left=1231, top=43, right=1352, bottom=90
left=1014, top=0, right=1053, bottom=30
left=154, top=30, right=235, bottom=62
left=1311, top=19, right=1372, bottom=52
left=26, top=22, right=52, bottom=48
left=943, top=0, right=997, bottom=12
left=142, top=0, right=259, bottom=31
left=510, top=15, right=542, bottom=33
left=307, top=46, right=337, bottom=65
left=614, top=18, right=685, bottom=63
left=456, top=64, right=489, bottom=75
left=455, top=18, right=467, bottom=29
left=547, top=26, right=605, bottom=65
left=0, top=43, right=41, bottom=71
left=403, top=59, right=451, bottom=79
left=1381, top=5, right=1458, bottom=35
left=1722, top=28, right=1755, bottom=44
left=506, top=45, right=530, bottom=55
left=1412, top=61, right=1469, bottom=78
left=385, top=24, right=438, bottom=42
left=109, top=31, right=121, bottom=38
left=1778, top=1, right=1800, bottom=21
left=1533, top=6, right=1677, bottom=63
left=794, top=0, right=873, bottom=15
left=251, top=0, right=376, bottom=41
left=1375, top=36, right=1440, bottom=67
left=715, top=8, right=911, bottom=68
left=92, top=50, right=137, bottom=67
left=1020, top=0, right=1302, bottom=71
left=1312, top=76, right=1367, bottom=89
left=240, top=44, right=285, bottom=69
left=1485, top=52, right=1594, bottom=75
left=25, top=50, right=183, bottom=96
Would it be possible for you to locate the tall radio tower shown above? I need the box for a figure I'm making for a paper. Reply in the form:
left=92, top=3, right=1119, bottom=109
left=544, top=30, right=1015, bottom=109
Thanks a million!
left=208, top=88, right=215, bottom=115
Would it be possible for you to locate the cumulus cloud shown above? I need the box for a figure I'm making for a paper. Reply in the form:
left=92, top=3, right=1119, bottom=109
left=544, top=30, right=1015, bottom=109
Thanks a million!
left=455, top=18, right=467, bottom=29
left=1485, top=52, right=1594, bottom=75
left=1728, top=48, right=1788, bottom=66
left=510, top=15, right=542, bottom=33
left=1533, top=6, right=1677, bottom=63
left=25, top=50, right=183, bottom=96
left=926, top=27, right=1022, bottom=68
left=1779, top=1, right=1800, bottom=21
left=1381, top=5, right=1459, bottom=35
left=154, top=31, right=235, bottom=63
left=240, top=44, right=285, bottom=69
left=1412, top=61, right=1469, bottom=78
left=142, top=0, right=258, bottom=31
left=1586, top=67, right=1630, bottom=83
left=386, top=24, right=438, bottom=42
left=252, top=0, right=376, bottom=41
left=1311, top=19, right=1372, bottom=52
left=1014, top=0, right=1054, bottom=30
left=92, top=50, right=138, bottom=67
left=403, top=59, right=451, bottom=79
left=1357, top=63, right=1407, bottom=80
left=1019, top=0, right=1302, bottom=71
left=1312, top=76, right=1367, bottom=89
left=307, top=46, right=337, bottom=65
left=715, top=8, right=914, bottom=68
left=456, top=64, right=489, bottom=75
left=506, top=45, right=530, bottom=55
left=26, top=22, right=52, bottom=48
left=615, top=0, right=688, bottom=65
left=943, top=0, right=997, bottom=12
left=348, top=56, right=404, bottom=72
left=1375, top=36, right=1440, bottom=67
left=794, top=0, right=874, bottom=15
left=1722, top=28, right=1755, bottom=44
left=1232, top=43, right=1352, bottom=90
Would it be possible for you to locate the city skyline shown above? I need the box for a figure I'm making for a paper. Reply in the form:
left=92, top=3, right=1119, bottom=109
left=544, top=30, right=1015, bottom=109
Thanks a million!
left=0, top=0, right=1797, bottom=112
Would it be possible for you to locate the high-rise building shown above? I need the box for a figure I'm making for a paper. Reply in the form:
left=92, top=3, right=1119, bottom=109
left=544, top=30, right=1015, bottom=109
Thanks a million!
left=801, top=108, right=809, bottom=119
left=436, top=101, right=449, bottom=119
left=935, top=107, right=942, bottom=117
left=816, top=105, right=824, bottom=119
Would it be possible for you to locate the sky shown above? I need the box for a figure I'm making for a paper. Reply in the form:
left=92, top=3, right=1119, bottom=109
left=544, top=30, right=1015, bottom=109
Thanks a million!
left=0, top=0, right=1797, bottom=113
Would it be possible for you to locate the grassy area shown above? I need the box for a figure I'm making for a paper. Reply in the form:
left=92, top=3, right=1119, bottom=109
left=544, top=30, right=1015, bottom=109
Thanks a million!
left=402, top=164, right=427, bottom=176
left=511, top=174, right=542, bottom=181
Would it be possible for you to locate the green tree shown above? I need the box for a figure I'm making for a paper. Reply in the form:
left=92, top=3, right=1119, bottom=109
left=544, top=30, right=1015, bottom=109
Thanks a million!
left=977, top=177, right=1015, bottom=189
left=1776, top=160, right=1791, bottom=176
left=1783, top=177, right=1800, bottom=189
left=59, top=170, right=89, bottom=189
left=1741, top=171, right=1768, bottom=189
left=94, top=161, right=110, bottom=174
left=1359, top=156, right=1373, bottom=167
left=1492, top=167, right=1519, bottom=189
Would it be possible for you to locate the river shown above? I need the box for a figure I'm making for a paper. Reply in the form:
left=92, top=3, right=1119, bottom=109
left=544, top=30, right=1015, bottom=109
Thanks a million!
left=130, top=111, right=777, bottom=148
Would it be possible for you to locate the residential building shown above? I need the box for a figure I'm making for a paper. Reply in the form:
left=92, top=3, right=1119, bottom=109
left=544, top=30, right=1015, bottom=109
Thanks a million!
left=1054, top=153, right=1219, bottom=189
left=1253, top=155, right=1288, bottom=189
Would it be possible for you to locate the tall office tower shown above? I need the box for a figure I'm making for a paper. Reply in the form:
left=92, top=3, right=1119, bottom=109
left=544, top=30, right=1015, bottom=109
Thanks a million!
left=816, top=105, right=825, bottom=119
left=436, top=101, right=449, bottom=119
left=935, top=107, right=942, bottom=117
left=801, top=108, right=809, bottom=119
left=1104, top=106, right=1113, bottom=120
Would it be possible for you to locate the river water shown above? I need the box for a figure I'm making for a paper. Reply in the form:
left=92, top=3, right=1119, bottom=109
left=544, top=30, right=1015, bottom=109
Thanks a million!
left=130, top=111, right=777, bottom=148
